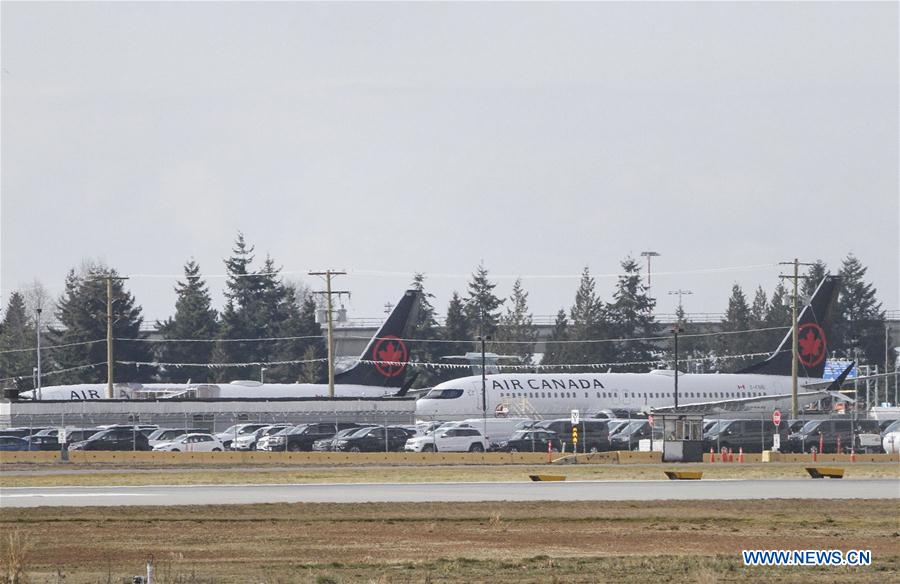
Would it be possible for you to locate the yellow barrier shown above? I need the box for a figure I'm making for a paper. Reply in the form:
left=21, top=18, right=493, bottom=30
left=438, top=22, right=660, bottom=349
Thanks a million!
left=664, top=470, right=703, bottom=480
left=762, top=452, right=899, bottom=463
left=529, top=474, right=567, bottom=481
left=805, top=466, right=845, bottom=479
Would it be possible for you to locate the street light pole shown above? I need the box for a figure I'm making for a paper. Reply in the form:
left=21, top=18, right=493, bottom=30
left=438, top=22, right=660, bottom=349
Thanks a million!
left=671, top=324, right=684, bottom=409
left=640, top=251, right=660, bottom=289
left=35, top=308, right=42, bottom=401
left=668, top=289, right=693, bottom=321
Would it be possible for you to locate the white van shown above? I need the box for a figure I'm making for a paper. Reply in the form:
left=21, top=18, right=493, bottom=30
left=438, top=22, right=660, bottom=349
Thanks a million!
left=448, top=418, right=535, bottom=447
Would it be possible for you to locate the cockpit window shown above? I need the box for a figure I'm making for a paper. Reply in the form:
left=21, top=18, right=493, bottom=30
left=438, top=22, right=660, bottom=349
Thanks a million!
left=424, top=388, right=464, bottom=399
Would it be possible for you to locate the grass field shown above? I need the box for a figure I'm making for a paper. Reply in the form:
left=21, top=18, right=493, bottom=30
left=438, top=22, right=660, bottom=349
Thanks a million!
left=1, top=462, right=899, bottom=487
left=2, top=499, right=898, bottom=583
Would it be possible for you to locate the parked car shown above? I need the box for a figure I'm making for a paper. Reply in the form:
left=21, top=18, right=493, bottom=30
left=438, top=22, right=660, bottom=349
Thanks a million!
left=405, top=427, right=489, bottom=453
left=0, top=436, right=37, bottom=451
left=883, top=431, right=900, bottom=455
left=67, top=427, right=151, bottom=451
left=147, top=428, right=208, bottom=448
left=152, top=433, right=225, bottom=452
left=57, top=428, right=103, bottom=444
left=497, top=430, right=561, bottom=453
left=703, top=419, right=785, bottom=453
left=214, top=423, right=269, bottom=450
left=232, top=424, right=293, bottom=451
left=0, top=427, right=51, bottom=438
left=97, top=424, right=159, bottom=437
left=442, top=418, right=533, bottom=447
left=312, top=427, right=372, bottom=452
left=260, top=423, right=362, bottom=452
left=23, top=435, right=61, bottom=451
left=785, top=419, right=882, bottom=453
left=538, top=419, right=612, bottom=453
left=334, top=426, right=415, bottom=452
left=609, top=420, right=652, bottom=451
left=880, top=420, right=900, bottom=437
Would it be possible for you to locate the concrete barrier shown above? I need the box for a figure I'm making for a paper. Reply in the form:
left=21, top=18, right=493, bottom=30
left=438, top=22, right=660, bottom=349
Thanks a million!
left=0, top=450, right=552, bottom=466
left=761, top=452, right=899, bottom=463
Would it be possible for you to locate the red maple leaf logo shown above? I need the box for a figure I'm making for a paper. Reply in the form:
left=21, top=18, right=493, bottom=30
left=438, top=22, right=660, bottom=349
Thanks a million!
left=378, top=343, right=403, bottom=364
left=797, top=323, right=826, bottom=367
left=373, top=336, right=408, bottom=377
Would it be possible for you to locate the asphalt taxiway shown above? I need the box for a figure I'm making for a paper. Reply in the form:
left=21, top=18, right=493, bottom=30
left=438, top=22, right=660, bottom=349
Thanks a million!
left=2, top=479, right=898, bottom=508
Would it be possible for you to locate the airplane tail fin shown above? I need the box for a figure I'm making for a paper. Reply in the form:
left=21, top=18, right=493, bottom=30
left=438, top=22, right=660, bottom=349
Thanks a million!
left=737, top=275, right=840, bottom=378
left=334, top=289, right=420, bottom=388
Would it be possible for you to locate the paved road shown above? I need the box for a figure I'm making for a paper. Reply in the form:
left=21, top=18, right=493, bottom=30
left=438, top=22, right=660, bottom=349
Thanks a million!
left=2, top=479, right=898, bottom=508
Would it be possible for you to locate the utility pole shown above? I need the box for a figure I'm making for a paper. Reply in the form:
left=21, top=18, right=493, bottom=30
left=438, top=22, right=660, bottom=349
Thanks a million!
left=35, top=308, right=42, bottom=401
left=91, top=274, right=130, bottom=399
left=779, top=259, right=814, bottom=418
left=309, top=270, right=349, bottom=398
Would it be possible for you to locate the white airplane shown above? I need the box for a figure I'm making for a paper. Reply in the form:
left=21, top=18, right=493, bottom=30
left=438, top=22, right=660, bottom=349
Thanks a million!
left=20, top=290, right=420, bottom=401
left=417, top=277, right=844, bottom=420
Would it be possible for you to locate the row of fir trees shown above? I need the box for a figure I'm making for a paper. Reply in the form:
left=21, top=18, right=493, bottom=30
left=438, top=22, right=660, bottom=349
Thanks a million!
left=0, top=243, right=891, bottom=390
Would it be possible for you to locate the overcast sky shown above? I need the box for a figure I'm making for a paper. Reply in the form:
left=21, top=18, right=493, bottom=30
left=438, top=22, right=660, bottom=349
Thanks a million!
left=2, top=2, right=898, bottom=324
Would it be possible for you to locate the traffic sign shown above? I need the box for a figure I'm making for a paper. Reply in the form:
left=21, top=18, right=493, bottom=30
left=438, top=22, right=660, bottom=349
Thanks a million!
left=772, top=410, right=782, bottom=427
left=58, top=428, right=67, bottom=444
left=571, top=409, right=580, bottom=425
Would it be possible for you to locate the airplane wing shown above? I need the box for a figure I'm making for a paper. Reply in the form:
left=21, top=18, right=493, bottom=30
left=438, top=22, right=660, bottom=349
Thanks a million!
left=651, top=390, right=832, bottom=415
left=799, top=362, right=855, bottom=391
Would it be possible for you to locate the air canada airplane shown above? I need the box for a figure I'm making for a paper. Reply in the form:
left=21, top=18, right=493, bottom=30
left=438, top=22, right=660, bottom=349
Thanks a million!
left=416, top=277, right=843, bottom=420
left=20, top=289, right=420, bottom=401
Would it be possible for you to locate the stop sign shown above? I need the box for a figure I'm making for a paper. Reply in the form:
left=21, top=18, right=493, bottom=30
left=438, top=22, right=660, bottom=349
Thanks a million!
left=772, top=410, right=782, bottom=427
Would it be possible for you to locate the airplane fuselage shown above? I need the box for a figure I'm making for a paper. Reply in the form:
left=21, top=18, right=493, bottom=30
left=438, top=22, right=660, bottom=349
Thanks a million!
left=415, top=371, right=822, bottom=420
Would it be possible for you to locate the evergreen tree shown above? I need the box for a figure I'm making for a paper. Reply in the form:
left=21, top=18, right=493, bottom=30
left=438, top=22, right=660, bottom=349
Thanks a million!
left=718, top=283, right=752, bottom=372
left=746, top=285, right=771, bottom=356
left=50, top=263, right=153, bottom=384
left=567, top=267, right=610, bottom=370
left=0, top=292, right=35, bottom=391
left=215, top=233, right=266, bottom=380
left=801, top=260, right=829, bottom=301
left=444, top=291, right=470, bottom=345
left=269, top=286, right=325, bottom=382
left=463, top=263, right=504, bottom=344
left=834, top=254, right=885, bottom=368
left=157, top=260, right=219, bottom=382
left=407, top=273, right=442, bottom=387
left=766, top=282, right=792, bottom=350
left=605, top=257, right=657, bottom=372
left=541, top=309, right=571, bottom=367
left=494, top=279, right=538, bottom=364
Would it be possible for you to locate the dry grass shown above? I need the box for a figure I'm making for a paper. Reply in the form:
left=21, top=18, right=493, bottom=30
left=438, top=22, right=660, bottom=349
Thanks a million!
left=1, top=499, right=898, bottom=583
left=0, top=529, right=34, bottom=584
left=2, top=462, right=898, bottom=488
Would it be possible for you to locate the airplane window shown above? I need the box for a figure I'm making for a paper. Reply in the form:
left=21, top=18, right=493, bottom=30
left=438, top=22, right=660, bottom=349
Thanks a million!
left=424, top=389, right=464, bottom=399
left=703, top=393, right=707, bottom=398
left=541, top=392, right=545, bottom=398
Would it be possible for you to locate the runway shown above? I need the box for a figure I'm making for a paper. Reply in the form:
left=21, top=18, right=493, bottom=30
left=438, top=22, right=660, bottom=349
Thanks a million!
left=2, top=479, right=898, bottom=507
